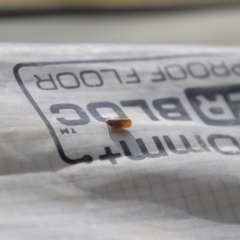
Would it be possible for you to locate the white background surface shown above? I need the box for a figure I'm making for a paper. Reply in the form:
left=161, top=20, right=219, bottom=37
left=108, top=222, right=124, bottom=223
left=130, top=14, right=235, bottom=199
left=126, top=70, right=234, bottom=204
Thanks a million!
left=1, top=5, right=240, bottom=239
left=0, top=44, right=240, bottom=239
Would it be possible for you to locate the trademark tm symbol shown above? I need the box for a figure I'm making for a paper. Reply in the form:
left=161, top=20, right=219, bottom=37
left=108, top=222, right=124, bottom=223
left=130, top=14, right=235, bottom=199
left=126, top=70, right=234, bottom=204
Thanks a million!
left=60, top=128, right=77, bottom=135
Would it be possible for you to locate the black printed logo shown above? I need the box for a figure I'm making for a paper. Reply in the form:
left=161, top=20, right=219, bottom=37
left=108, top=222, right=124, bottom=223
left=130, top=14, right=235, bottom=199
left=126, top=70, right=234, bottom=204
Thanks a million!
left=185, top=85, right=240, bottom=125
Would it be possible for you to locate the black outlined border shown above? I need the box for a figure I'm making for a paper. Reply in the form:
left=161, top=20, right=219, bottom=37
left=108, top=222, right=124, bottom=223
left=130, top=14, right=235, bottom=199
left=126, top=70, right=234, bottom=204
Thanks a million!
left=13, top=53, right=233, bottom=164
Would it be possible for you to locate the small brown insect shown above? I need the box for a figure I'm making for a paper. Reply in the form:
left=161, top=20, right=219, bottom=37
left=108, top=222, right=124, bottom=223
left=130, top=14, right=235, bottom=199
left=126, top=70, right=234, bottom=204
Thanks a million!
left=106, top=118, right=132, bottom=130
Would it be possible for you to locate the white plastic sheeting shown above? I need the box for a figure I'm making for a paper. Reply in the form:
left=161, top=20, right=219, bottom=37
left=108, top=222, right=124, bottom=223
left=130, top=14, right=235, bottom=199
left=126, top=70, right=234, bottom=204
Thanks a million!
left=0, top=44, right=240, bottom=239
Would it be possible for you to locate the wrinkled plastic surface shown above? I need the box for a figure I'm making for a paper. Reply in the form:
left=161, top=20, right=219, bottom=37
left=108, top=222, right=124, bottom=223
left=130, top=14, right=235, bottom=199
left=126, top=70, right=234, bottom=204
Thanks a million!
left=0, top=44, right=240, bottom=239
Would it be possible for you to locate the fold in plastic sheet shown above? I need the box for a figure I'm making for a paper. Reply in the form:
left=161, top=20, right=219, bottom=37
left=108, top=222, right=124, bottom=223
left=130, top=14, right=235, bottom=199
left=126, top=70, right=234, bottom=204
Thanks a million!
left=0, top=44, right=240, bottom=239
